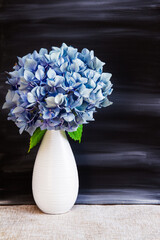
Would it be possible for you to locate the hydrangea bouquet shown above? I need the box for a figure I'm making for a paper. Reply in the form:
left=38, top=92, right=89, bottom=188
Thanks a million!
left=3, top=43, right=113, bottom=151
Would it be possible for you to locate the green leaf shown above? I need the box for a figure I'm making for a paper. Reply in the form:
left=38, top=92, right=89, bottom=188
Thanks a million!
left=67, top=125, right=83, bottom=143
left=28, top=128, right=46, bottom=153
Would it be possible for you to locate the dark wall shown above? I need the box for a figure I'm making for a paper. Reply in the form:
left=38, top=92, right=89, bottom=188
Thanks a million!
left=0, top=0, right=160, bottom=204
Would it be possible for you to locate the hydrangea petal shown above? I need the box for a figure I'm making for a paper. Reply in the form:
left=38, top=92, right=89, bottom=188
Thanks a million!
left=62, top=113, right=75, bottom=122
left=35, top=66, right=45, bottom=80
left=12, top=92, right=19, bottom=103
left=54, top=76, right=64, bottom=86
left=32, top=50, right=39, bottom=60
left=45, top=96, right=57, bottom=108
left=19, top=77, right=29, bottom=90
left=12, top=106, right=24, bottom=114
left=39, top=48, right=48, bottom=55
left=27, top=92, right=36, bottom=103
left=79, top=84, right=92, bottom=98
left=9, top=71, right=19, bottom=78
left=5, top=90, right=14, bottom=102
left=101, top=98, right=113, bottom=107
left=96, top=89, right=105, bottom=101
left=47, top=68, right=56, bottom=79
left=50, top=52, right=60, bottom=62
left=24, top=58, right=37, bottom=71
left=100, top=72, right=112, bottom=83
left=24, top=70, right=34, bottom=81
left=67, top=46, right=77, bottom=59
left=60, top=62, right=68, bottom=72
left=55, top=93, right=64, bottom=105
left=92, top=57, right=105, bottom=71
left=2, top=101, right=14, bottom=109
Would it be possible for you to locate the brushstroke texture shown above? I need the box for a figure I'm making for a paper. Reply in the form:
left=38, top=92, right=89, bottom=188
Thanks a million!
left=0, top=0, right=160, bottom=204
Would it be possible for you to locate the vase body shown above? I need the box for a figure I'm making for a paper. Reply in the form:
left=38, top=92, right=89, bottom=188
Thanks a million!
left=32, top=130, right=79, bottom=214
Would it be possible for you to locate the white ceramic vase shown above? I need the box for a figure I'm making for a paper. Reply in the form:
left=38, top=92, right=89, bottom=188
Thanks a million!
left=32, top=130, right=79, bottom=214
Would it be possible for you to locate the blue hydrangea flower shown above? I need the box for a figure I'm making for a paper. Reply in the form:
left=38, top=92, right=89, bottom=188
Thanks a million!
left=3, top=43, right=113, bottom=135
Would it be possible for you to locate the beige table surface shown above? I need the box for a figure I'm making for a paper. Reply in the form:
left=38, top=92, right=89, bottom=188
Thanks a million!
left=0, top=205, right=160, bottom=240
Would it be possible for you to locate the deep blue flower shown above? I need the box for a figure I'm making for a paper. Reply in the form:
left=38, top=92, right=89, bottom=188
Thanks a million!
left=3, top=43, right=113, bottom=135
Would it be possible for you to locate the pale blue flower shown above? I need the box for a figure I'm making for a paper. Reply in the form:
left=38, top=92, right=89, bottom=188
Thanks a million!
left=3, top=43, right=113, bottom=135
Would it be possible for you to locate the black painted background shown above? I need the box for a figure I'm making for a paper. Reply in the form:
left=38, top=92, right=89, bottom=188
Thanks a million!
left=0, top=0, right=160, bottom=204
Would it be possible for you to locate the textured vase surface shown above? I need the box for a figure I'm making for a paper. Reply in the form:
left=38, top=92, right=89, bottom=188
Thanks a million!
left=32, top=130, right=79, bottom=214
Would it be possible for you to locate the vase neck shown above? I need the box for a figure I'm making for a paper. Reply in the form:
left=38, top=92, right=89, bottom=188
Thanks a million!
left=46, top=129, right=67, bottom=140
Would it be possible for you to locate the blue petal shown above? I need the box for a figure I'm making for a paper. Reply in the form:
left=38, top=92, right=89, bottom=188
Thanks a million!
left=79, top=84, right=92, bottom=98
left=92, top=57, right=105, bottom=71
left=79, top=77, right=88, bottom=84
left=101, top=98, right=113, bottom=107
left=85, top=79, right=96, bottom=89
left=2, top=101, right=14, bottom=109
left=67, top=121, right=78, bottom=131
left=51, top=46, right=61, bottom=52
left=47, top=68, right=56, bottom=79
left=80, top=49, right=94, bottom=65
left=32, top=50, right=39, bottom=60
left=40, top=86, right=46, bottom=96
left=47, top=79, right=56, bottom=87
left=17, top=57, right=24, bottom=67
left=9, top=71, right=19, bottom=78
left=35, top=66, right=45, bottom=80
left=39, top=48, right=48, bottom=55
left=70, top=61, right=79, bottom=72
left=100, top=72, right=112, bottom=83
left=5, top=90, right=14, bottom=102
left=60, top=62, right=68, bottom=72
left=102, top=81, right=113, bottom=95
left=76, top=101, right=88, bottom=111
left=12, top=92, right=19, bottom=103
left=93, top=84, right=102, bottom=93
left=27, top=125, right=38, bottom=136
left=43, top=110, right=52, bottom=119
left=19, top=77, right=28, bottom=90
left=67, top=46, right=77, bottom=59
left=24, top=70, right=34, bottom=81
left=81, top=48, right=89, bottom=56
left=95, top=89, right=105, bottom=101
left=13, top=63, right=20, bottom=70
left=12, top=106, right=24, bottom=114
left=75, top=114, right=84, bottom=124
left=72, top=72, right=81, bottom=80
left=54, top=76, right=64, bottom=86
left=24, top=58, right=37, bottom=71
left=83, top=111, right=94, bottom=121
left=50, top=52, right=60, bottom=62
left=44, top=54, right=51, bottom=62
left=70, top=96, right=83, bottom=108
left=57, top=57, right=64, bottom=66
left=45, top=96, right=57, bottom=108
left=84, top=69, right=100, bottom=81
left=55, top=93, right=64, bottom=105
left=19, top=125, right=26, bottom=134
left=27, top=92, right=36, bottom=103
left=62, top=113, right=75, bottom=122
left=61, top=43, right=68, bottom=53
left=18, top=54, right=32, bottom=68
